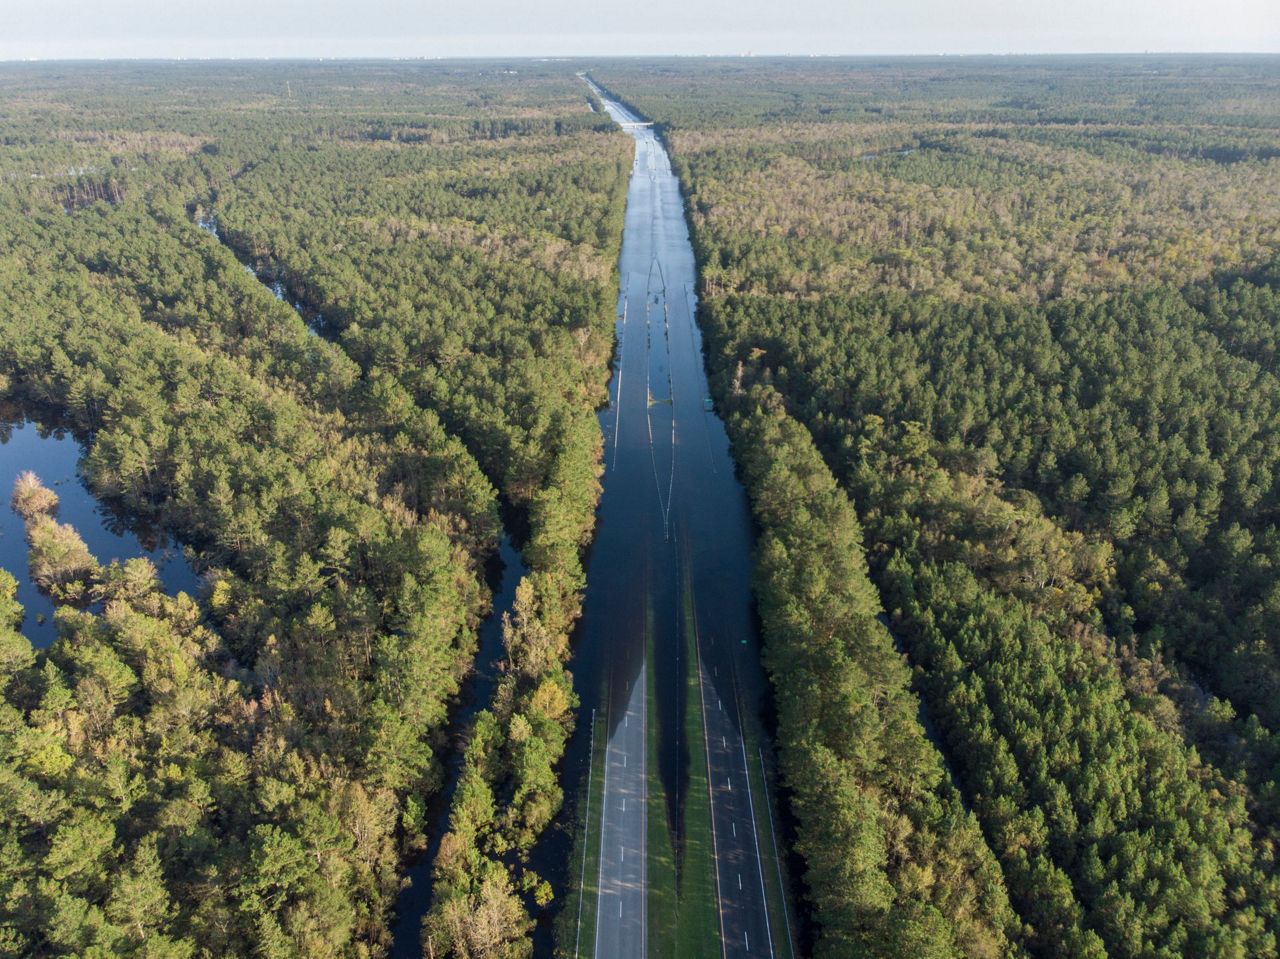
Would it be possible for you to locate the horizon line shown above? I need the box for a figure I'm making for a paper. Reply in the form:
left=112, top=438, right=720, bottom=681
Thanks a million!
left=4, top=50, right=1280, bottom=64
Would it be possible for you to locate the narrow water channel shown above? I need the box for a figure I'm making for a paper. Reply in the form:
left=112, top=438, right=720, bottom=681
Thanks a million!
left=389, top=532, right=528, bottom=956
left=0, top=413, right=201, bottom=647
left=197, top=214, right=324, bottom=334
left=193, top=209, right=533, bottom=956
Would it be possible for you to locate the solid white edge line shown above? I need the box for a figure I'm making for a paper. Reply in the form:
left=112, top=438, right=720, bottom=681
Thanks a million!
left=734, top=670, right=776, bottom=959
left=759, top=746, right=796, bottom=959
left=575, top=707, right=596, bottom=959
left=593, top=681, right=613, bottom=959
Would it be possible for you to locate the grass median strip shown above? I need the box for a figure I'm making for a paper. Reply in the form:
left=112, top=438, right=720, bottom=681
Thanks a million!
left=645, top=589, right=681, bottom=956
left=676, top=567, right=722, bottom=958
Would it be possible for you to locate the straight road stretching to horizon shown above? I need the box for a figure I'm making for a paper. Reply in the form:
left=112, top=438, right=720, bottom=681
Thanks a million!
left=574, top=78, right=787, bottom=959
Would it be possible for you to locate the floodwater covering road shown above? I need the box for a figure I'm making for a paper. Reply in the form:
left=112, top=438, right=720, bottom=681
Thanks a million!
left=553, top=79, right=793, bottom=959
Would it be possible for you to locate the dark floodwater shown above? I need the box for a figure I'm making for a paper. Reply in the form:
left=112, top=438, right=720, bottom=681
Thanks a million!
left=0, top=416, right=201, bottom=647
left=197, top=215, right=322, bottom=334
left=533, top=86, right=783, bottom=957
left=389, top=533, right=528, bottom=957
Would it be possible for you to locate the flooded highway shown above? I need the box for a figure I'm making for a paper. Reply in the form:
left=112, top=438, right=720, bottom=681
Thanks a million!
left=196, top=81, right=795, bottom=957
left=545, top=80, right=794, bottom=959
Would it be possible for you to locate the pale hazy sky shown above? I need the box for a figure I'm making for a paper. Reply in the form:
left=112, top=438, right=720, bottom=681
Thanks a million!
left=1, top=0, right=1276, bottom=60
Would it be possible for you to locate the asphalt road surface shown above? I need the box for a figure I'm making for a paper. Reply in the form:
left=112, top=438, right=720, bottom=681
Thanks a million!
left=581, top=78, right=782, bottom=959
left=593, top=662, right=648, bottom=958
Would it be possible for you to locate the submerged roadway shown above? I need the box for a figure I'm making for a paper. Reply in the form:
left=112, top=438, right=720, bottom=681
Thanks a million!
left=580, top=79, right=784, bottom=959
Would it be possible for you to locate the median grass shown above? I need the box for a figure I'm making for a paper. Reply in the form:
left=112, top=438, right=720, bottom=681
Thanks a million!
left=672, top=571, right=721, bottom=958
left=559, top=554, right=729, bottom=959
left=644, top=590, right=680, bottom=956
left=646, top=558, right=720, bottom=957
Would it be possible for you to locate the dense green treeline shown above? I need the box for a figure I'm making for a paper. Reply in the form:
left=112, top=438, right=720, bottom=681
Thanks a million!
left=0, top=527, right=251, bottom=958
left=724, top=384, right=1023, bottom=958
left=850, top=418, right=1278, bottom=958
left=723, top=348, right=1280, bottom=957
left=193, top=90, right=630, bottom=952
left=597, top=56, right=1280, bottom=957
left=207, top=130, right=628, bottom=505
left=700, top=284, right=1280, bottom=747
left=0, top=248, right=494, bottom=954
left=0, top=62, right=627, bottom=956
left=718, top=352, right=1280, bottom=957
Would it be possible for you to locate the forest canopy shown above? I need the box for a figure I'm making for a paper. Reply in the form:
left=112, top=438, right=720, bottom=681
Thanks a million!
left=0, top=61, right=626, bottom=957
left=4, top=53, right=1280, bottom=959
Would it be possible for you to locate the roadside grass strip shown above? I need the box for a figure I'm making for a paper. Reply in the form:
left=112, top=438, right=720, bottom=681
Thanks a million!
left=644, top=560, right=722, bottom=957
